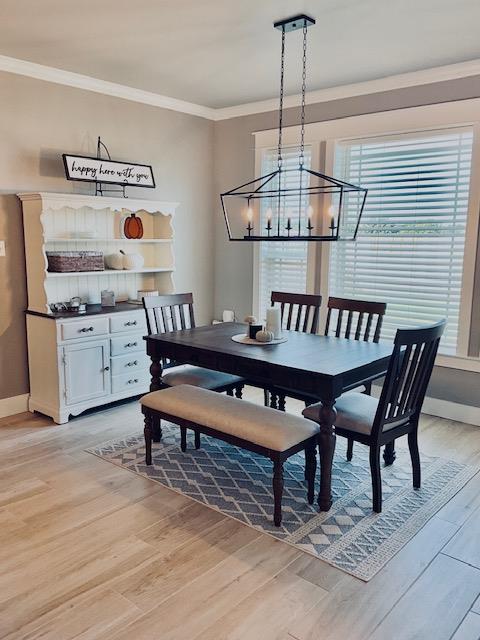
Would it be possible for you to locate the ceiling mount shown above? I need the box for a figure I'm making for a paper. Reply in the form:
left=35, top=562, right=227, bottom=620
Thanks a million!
left=273, top=14, right=316, bottom=33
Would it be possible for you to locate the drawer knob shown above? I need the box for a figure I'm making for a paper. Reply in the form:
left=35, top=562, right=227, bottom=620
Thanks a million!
left=127, top=360, right=138, bottom=367
left=125, top=320, right=138, bottom=326
left=104, top=366, right=110, bottom=371
left=80, top=326, right=94, bottom=333
left=125, top=342, right=138, bottom=348
left=128, top=379, right=139, bottom=384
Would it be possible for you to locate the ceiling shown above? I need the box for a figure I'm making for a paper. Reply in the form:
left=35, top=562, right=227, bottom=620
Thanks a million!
left=0, top=0, right=479, bottom=109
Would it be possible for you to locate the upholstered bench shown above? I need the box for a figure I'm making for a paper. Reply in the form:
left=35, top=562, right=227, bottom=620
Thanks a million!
left=141, top=384, right=320, bottom=526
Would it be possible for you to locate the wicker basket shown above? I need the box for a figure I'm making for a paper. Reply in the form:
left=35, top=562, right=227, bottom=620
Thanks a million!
left=46, top=251, right=104, bottom=273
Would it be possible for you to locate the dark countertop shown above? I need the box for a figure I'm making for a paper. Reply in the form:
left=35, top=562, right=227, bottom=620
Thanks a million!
left=26, top=302, right=143, bottom=320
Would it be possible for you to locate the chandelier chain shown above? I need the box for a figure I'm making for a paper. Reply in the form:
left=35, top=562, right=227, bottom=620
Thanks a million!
left=299, top=21, right=307, bottom=167
left=277, top=26, right=286, bottom=170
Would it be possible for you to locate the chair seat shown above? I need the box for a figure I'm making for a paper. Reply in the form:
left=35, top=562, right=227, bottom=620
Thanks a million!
left=162, top=365, right=243, bottom=390
left=303, top=392, right=408, bottom=436
left=141, top=384, right=320, bottom=452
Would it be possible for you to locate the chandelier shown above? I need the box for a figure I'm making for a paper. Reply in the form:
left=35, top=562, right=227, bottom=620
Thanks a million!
left=221, top=14, right=368, bottom=242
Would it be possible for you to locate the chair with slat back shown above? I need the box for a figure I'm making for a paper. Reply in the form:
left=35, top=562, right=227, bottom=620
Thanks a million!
left=304, top=320, right=446, bottom=512
left=325, top=297, right=386, bottom=343
left=142, top=293, right=245, bottom=445
left=263, top=292, right=322, bottom=410
left=271, top=291, right=322, bottom=335
left=324, top=297, right=387, bottom=462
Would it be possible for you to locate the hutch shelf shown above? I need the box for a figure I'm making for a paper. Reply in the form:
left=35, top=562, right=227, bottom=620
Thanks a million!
left=19, top=192, right=178, bottom=423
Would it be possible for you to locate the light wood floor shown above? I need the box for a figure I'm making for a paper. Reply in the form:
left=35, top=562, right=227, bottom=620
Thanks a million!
left=1, top=388, right=480, bottom=640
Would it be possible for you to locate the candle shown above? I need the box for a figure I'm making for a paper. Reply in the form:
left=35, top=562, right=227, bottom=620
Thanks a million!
left=328, top=205, right=336, bottom=235
left=266, top=307, right=282, bottom=339
left=246, top=206, right=254, bottom=236
left=266, top=208, right=272, bottom=235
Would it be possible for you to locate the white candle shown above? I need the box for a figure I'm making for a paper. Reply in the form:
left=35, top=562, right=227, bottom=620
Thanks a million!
left=266, top=307, right=282, bottom=339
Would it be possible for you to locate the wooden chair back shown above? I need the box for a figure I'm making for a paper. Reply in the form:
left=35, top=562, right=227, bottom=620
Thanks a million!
left=271, top=291, right=322, bottom=334
left=372, top=320, right=446, bottom=438
left=325, top=297, right=387, bottom=343
left=143, top=293, right=196, bottom=335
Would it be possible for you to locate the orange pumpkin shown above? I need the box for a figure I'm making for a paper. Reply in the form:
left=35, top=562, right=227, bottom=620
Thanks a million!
left=123, top=213, right=144, bottom=239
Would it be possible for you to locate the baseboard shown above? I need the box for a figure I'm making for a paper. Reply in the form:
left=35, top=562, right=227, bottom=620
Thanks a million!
left=372, top=385, right=480, bottom=427
left=420, top=396, right=480, bottom=427
left=0, top=394, right=29, bottom=419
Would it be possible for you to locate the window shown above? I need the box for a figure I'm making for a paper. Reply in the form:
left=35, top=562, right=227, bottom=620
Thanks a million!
left=256, top=146, right=311, bottom=318
left=329, top=127, right=474, bottom=355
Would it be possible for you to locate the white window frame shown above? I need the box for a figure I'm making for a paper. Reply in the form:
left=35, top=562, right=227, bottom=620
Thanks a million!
left=253, top=99, right=480, bottom=371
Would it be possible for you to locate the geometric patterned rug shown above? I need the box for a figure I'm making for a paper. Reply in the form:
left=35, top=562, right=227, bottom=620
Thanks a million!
left=88, top=424, right=478, bottom=581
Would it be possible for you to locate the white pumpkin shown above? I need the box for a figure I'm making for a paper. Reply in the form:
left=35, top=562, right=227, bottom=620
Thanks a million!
left=120, top=250, right=144, bottom=270
left=256, top=330, right=274, bottom=343
left=105, top=252, right=124, bottom=270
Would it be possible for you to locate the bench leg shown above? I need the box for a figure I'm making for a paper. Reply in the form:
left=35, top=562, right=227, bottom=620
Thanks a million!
left=144, top=414, right=153, bottom=465
left=272, top=460, right=284, bottom=527
left=270, top=393, right=278, bottom=410
left=234, top=384, right=243, bottom=399
left=278, top=395, right=286, bottom=412
left=194, top=430, right=201, bottom=449
left=180, top=427, right=187, bottom=452
left=305, top=442, right=317, bottom=505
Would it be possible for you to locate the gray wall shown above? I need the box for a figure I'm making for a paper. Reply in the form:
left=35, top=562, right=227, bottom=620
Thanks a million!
left=0, top=71, right=214, bottom=400
left=213, top=76, right=480, bottom=408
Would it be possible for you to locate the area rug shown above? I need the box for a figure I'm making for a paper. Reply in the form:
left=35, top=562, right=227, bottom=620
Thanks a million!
left=88, top=424, right=478, bottom=581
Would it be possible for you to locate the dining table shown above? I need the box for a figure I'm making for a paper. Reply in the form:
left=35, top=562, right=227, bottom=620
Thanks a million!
left=144, top=321, right=393, bottom=511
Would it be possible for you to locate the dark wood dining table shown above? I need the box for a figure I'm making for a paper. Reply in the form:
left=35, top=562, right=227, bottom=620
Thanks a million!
left=145, top=321, right=393, bottom=511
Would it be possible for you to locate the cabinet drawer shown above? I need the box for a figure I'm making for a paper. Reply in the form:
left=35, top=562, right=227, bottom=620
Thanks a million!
left=110, top=313, right=146, bottom=334
left=110, top=334, right=144, bottom=356
left=61, top=317, right=109, bottom=341
left=111, top=352, right=150, bottom=375
left=111, top=371, right=149, bottom=394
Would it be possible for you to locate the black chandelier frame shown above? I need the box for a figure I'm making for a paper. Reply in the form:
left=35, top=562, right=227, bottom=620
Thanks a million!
left=220, top=14, right=368, bottom=243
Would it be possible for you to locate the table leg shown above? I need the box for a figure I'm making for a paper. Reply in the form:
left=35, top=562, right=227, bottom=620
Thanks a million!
left=317, top=398, right=337, bottom=511
left=149, top=355, right=163, bottom=392
left=149, top=355, right=163, bottom=441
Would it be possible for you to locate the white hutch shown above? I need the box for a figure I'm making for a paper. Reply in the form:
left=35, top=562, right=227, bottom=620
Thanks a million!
left=19, top=192, right=177, bottom=423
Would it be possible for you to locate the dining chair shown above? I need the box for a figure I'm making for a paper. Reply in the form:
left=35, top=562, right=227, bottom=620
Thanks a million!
left=263, top=291, right=322, bottom=409
left=324, top=296, right=387, bottom=461
left=304, top=319, right=446, bottom=512
left=143, top=293, right=245, bottom=442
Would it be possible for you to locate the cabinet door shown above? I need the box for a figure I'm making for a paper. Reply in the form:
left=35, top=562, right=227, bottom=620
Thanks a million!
left=63, top=339, right=110, bottom=406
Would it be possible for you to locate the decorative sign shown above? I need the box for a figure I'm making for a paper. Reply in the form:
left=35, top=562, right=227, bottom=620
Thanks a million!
left=62, top=154, right=155, bottom=188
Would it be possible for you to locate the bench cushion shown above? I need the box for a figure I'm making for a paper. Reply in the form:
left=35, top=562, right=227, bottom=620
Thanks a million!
left=303, top=392, right=408, bottom=436
left=162, top=365, right=243, bottom=390
left=141, top=385, right=319, bottom=452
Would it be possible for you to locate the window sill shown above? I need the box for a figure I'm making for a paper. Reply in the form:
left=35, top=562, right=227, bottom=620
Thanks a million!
left=435, top=354, right=480, bottom=373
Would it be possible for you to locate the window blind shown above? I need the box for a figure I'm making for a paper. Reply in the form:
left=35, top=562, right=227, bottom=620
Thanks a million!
left=329, top=127, right=474, bottom=354
left=257, top=146, right=311, bottom=319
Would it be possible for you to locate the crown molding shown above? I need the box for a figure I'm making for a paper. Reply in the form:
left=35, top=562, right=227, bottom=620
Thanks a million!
left=1, top=54, right=480, bottom=122
left=0, top=54, right=216, bottom=120
left=214, top=59, right=480, bottom=120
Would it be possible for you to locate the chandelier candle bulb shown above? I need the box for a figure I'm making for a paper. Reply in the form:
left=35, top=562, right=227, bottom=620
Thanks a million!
left=328, top=206, right=337, bottom=236
left=266, top=208, right=273, bottom=235
left=246, top=206, right=254, bottom=237
left=266, top=307, right=282, bottom=339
